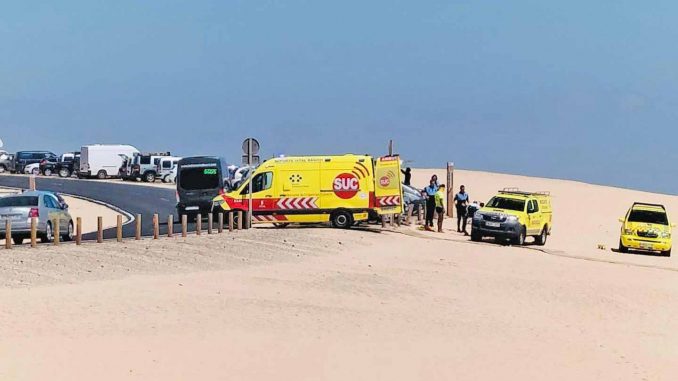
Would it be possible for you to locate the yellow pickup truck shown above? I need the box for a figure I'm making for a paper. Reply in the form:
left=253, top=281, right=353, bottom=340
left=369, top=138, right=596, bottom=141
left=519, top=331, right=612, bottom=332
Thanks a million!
left=471, top=188, right=552, bottom=246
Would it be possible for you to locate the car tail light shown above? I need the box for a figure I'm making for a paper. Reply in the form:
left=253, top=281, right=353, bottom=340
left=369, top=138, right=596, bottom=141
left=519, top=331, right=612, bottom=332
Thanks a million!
left=28, top=208, right=39, bottom=218
left=40, top=159, right=47, bottom=165
left=176, top=191, right=180, bottom=203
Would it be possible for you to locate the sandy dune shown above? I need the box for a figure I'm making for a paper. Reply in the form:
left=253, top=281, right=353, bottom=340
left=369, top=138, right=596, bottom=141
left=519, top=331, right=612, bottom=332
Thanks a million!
left=1, top=170, right=677, bottom=380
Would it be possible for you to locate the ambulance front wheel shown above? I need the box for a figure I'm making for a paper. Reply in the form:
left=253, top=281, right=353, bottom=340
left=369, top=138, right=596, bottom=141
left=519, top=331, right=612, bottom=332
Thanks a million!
left=331, top=210, right=353, bottom=229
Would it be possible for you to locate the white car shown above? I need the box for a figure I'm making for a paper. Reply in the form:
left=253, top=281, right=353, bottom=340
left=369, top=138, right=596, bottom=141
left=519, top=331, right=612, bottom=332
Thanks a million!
left=24, top=163, right=40, bottom=175
left=163, top=165, right=178, bottom=183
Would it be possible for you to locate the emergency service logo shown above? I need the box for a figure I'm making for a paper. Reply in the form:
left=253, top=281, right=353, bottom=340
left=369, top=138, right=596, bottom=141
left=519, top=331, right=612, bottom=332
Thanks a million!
left=333, top=173, right=359, bottom=199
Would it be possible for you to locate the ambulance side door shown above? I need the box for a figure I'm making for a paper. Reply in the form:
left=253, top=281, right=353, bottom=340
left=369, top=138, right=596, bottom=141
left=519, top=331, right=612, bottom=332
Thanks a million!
left=374, top=157, right=403, bottom=215
left=240, top=171, right=276, bottom=212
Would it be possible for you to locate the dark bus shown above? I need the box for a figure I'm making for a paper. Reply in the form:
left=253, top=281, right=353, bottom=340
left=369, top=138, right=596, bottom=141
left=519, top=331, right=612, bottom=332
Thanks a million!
left=176, top=156, right=231, bottom=217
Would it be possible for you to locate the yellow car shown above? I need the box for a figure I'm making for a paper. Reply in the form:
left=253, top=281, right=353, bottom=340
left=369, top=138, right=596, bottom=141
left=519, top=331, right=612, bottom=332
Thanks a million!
left=618, top=203, right=674, bottom=256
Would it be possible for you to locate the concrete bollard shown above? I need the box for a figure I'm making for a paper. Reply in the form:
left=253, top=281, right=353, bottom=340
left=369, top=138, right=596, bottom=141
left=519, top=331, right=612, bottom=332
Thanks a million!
left=181, top=215, right=187, bottom=238
left=196, top=214, right=202, bottom=236
left=167, top=215, right=173, bottom=238
left=76, top=217, right=82, bottom=245
left=228, top=212, right=234, bottom=232
left=30, top=217, right=37, bottom=248
left=207, top=213, right=213, bottom=234
left=237, top=211, right=242, bottom=231
left=218, top=213, right=224, bottom=234
left=97, top=216, right=103, bottom=243
left=117, top=215, right=123, bottom=242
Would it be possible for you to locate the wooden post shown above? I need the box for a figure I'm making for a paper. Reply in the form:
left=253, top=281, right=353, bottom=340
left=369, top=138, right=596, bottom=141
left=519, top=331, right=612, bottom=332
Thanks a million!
left=389, top=214, right=395, bottom=227
left=29, top=176, right=36, bottom=191
left=207, top=213, right=213, bottom=234
left=76, top=217, right=82, bottom=245
left=406, top=204, right=413, bottom=225
left=237, top=211, right=242, bottom=231
left=446, top=162, right=454, bottom=218
left=97, top=216, right=103, bottom=243
left=153, top=214, right=159, bottom=239
left=196, top=214, right=202, bottom=236
left=167, top=215, right=173, bottom=238
left=5, top=220, right=11, bottom=249
left=395, top=213, right=401, bottom=227
left=53, top=218, right=60, bottom=246
left=381, top=215, right=386, bottom=228
left=116, top=215, right=123, bottom=242
left=135, top=214, right=141, bottom=240
left=30, top=217, right=37, bottom=248
left=228, top=212, right=234, bottom=232
left=181, top=215, right=187, bottom=237
left=218, top=213, right=224, bottom=233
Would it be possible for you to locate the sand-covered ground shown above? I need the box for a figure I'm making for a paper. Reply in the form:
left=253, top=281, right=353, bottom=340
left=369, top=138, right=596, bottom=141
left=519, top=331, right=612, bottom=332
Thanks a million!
left=1, top=170, right=677, bottom=380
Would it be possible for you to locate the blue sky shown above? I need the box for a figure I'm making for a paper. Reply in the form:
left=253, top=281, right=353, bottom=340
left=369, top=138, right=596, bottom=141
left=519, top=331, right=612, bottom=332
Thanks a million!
left=1, top=0, right=677, bottom=194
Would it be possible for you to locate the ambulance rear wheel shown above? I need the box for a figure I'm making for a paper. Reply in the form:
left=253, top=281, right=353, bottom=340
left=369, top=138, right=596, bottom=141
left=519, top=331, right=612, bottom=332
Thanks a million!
left=331, top=210, right=353, bottom=229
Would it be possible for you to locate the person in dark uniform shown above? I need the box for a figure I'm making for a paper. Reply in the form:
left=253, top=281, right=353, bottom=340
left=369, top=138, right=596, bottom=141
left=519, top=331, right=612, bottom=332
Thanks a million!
left=401, top=167, right=412, bottom=186
left=424, top=179, right=438, bottom=230
left=454, top=185, right=470, bottom=234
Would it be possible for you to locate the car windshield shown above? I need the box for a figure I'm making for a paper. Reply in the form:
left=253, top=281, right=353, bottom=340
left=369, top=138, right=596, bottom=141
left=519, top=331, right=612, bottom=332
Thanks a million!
left=486, top=197, right=525, bottom=212
left=179, top=167, right=220, bottom=190
left=0, top=196, right=39, bottom=207
left=628, top=210, right=668, bottom=225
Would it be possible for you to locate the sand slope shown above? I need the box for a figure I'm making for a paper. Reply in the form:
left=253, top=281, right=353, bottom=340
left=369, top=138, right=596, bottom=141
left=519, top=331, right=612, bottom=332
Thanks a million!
left=1, top=170, right=677, bottom=381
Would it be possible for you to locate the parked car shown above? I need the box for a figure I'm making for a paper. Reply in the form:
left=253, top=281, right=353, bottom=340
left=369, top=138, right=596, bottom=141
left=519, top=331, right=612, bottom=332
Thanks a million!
left=158, top=156, right=182, bottom=183
left=618, top=202, right=674, bottom=256
left=165, top=165, right=178, bottom=184
left=79, top=144, right=139, bottom=179
left=120, top=152, right=171, bottom=182
left=0, top=152, right=15, bottom=174
left=13, top=151, right=57, bottom=174
left=40, top=152, right=80, bottom=177
left=0, top=190, right=74, bottom=244
left=24, top=163, right=41, bottom=175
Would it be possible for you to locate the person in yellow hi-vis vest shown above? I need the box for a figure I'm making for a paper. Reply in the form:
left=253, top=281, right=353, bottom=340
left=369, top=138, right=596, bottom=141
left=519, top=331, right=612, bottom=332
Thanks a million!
left=434, top=184, right=446, bottom=233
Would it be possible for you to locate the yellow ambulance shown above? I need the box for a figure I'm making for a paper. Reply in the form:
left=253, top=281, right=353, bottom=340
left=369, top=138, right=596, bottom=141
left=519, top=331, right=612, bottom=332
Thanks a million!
left=212, top=154, right=403, bottom=228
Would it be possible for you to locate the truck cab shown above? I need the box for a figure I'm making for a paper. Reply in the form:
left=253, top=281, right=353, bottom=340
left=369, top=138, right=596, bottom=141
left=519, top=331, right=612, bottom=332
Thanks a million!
left=471, top=188, right=552, bottom=245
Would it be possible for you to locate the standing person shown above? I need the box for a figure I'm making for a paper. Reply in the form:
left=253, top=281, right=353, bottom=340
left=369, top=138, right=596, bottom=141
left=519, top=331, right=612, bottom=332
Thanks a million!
left=454, top=185, right=470, bottom=235
left=424, top=179, right=438, bottom=231
left=435, top=184, right=446, bottom=233
left=431, top=174, right=439, bottom=188
left=401, top=167, right=412, bottom=186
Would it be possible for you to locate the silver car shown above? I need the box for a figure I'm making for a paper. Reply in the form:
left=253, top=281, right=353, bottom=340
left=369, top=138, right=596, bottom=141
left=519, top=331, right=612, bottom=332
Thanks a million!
left=0, top=191, right=74, bottom=244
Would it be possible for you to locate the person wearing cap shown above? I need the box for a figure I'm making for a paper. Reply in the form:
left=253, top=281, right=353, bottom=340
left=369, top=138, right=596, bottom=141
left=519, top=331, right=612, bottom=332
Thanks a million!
left=454, top=185, right=470, bottom=235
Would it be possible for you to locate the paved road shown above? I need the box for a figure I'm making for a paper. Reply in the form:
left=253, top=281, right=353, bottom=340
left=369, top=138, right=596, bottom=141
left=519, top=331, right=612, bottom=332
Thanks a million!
left=0, top=175, right=193, bottom=240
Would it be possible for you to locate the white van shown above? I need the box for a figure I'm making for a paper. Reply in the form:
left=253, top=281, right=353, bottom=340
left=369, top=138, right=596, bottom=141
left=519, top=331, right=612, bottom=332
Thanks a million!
left=79, top=144, right=140, bottom=179
left=158, top=156, right=182, bottom=182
